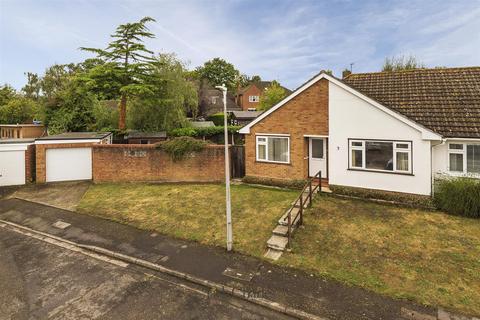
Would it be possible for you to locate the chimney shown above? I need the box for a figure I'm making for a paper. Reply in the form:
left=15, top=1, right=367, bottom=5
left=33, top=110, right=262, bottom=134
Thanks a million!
left=342, top=69, right=352, bottom=79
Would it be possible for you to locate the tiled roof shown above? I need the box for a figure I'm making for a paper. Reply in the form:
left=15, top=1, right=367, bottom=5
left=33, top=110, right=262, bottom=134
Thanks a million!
left=343, top=67, right=480, bottom=138
left=239, top=81, right=291, bottom=95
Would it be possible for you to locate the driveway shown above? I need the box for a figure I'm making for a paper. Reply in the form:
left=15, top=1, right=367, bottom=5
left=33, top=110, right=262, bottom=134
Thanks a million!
left=0, top=224, right=292, bottom=320
left=11, top=181, right=90, bottom=211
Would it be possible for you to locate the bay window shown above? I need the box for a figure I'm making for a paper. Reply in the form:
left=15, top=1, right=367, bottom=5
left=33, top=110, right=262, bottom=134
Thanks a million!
left=448, top=143, right=480, bottom=174
left=256, top=135, right=290, bottom=163
left=349, top=139, right=412, bottom=174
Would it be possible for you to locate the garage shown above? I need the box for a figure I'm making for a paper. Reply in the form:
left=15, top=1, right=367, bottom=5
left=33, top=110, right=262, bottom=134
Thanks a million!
left=35, top=132, right=112, bottom=183
left=46, top=147, right=92, bottom=182
left=0, top=139, right=34, bottom=186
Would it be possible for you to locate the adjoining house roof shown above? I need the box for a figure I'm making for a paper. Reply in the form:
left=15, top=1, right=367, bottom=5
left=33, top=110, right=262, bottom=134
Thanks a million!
left=36, top=132, right=112, bottom=140
left=231, top=111, right=263, bottom=119
left=191, top=121, right=215, bottom=128
left=343, top=67, right=480, bottom=138
left=126, top=131, right=167, bottom=139
left=239, top=81, right=291, bottom=95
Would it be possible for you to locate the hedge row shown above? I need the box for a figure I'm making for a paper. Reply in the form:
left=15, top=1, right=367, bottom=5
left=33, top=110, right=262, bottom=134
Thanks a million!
left=433, top=178, right=480, bottom=218
left=242, top=175, right=306, bottom=190
left=169, top=126, right=242, bottom=138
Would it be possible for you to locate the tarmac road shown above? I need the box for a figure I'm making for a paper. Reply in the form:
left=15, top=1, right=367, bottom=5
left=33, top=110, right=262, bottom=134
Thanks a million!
left=0, top=226, right=293, bottom=320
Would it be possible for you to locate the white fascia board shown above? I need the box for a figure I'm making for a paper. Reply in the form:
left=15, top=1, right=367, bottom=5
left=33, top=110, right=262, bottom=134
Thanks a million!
left=239, top=72, right=443, bottom=141
left=255, top=133, right=290, bottom=137
left=445, top=137, right=480, bottom=142
left=0, top=144, right=29, bottom=151
left=35, top=139, right=101, bottom=145
left=304, top=134, right=329, bottom=138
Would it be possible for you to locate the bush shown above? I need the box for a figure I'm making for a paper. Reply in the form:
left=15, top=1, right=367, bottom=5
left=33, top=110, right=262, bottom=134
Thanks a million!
left=169, top=125, right=241, bottom=138
left=158, top=136, right=207, bottom=161
left=329, top=184, right=434, bottom=208
left=242, top=176, right=306, bottom=190
left=433, top=178, right=480, bottom=218
left=207, top=112, right=227, bottom=126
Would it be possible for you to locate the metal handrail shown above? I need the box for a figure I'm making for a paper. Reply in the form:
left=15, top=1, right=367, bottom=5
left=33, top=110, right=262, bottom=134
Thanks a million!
left=284, top=170, right=322, bottom=248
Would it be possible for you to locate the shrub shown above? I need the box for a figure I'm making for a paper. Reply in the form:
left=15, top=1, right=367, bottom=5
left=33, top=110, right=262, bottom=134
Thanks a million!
left=169, top=125, right=241, bottom=138
left=242, top=176, right=306, bottom=190
left=433, top=178, right=480, bottom=218
left=207, top=112, right=227, bottom=126
left=158, top=136, right=207, bottom=161
left=329, top=184, right=434, bottom=208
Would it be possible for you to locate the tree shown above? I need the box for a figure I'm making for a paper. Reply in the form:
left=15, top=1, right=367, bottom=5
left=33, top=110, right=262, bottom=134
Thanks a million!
left=196, top=58, right=239, bottom=91
left=0, top=84, right=16, bottom=106
left=128, top=53, right=197, bottom=132
left=0, top=97, right=39, bottom=124
left=22, top=72, right=41, bottom=99
left=81, top=17, right=156, bottom=131
left=382, top=55, right=425, bottom=72
left=251, top=75, right=261, bottom=82
left=258, top=81, right=287, bottom=111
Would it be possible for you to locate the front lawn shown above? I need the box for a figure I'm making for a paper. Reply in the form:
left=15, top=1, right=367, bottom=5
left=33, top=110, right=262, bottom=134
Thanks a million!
left=282, top=195, right=480, bottom=316
left=77, top=183, right=297, bottom=257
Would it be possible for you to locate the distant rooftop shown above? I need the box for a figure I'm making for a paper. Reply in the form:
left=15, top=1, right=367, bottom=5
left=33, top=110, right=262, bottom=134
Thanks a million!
left=231, top=111, right=263, bottom=119
left=126, top=131, right=167, bottom=139
left=36, top=132, right=112, bottom=140
left=0, top=138, right=35, bottom=144
left=0, top=124, right=44, bottom=127
left=191, top=121, right=215, bottom=128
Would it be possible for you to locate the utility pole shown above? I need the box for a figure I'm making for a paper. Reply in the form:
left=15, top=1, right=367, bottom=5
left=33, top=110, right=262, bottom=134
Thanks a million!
left=216, top=84, right=233, bottom=251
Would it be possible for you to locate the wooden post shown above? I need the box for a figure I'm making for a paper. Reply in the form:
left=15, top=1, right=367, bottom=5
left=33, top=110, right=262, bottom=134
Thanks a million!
left=287, top=211, right=291, bottom=249
left=299, top=195, right=303, bottom=226
left=309, top=180, right=312, bottom=208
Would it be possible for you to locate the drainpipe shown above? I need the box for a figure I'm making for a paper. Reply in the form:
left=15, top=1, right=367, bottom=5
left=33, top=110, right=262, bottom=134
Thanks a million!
left=431, top=138, right=446, bottom=196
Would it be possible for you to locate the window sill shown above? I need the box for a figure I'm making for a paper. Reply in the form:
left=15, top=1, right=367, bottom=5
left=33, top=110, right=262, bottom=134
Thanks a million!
left=347, top=168, right=414, bottom=176
left=255, top=160, right=291, bottom=166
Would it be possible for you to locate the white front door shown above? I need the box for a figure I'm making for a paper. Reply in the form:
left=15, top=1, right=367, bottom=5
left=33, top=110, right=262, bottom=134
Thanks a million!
left=46, top=148, right=92, bottom=182
left=309, top=138, right=327, bottom=178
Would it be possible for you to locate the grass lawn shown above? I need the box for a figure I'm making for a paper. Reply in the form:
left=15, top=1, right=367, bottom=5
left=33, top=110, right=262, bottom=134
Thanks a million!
left=281, top=195, right=480, bottom=316
left=77, top=183, right=297, bottom=257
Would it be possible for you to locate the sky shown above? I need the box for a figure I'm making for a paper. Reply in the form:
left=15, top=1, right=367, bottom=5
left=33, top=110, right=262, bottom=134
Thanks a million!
left=1, top=0, right=480, bottom=90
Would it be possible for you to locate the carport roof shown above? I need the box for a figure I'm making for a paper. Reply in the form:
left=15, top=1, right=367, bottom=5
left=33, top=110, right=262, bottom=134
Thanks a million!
left=36, top=132, right=111, bottom=140
left=0, top=138, right=35, bottom=144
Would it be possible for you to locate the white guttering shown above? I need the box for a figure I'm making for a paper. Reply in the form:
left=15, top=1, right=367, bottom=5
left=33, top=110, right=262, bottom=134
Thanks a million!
left=35, top=139, right=102, bottom=145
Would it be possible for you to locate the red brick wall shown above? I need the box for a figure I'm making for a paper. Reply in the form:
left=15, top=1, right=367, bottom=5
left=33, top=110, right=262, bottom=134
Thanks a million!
left=25, top=144, right=35, bottom=183
left=245, top=78, right=329, bottom=181
left=240, top=85, right=262, bottom=110
left=92, top=144, right=226, bottom=183
left=35, top=142, right=97, bottom=183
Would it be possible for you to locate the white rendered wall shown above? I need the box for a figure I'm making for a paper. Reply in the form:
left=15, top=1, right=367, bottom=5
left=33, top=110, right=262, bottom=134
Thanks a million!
left=433, top=139, right=480, bottom=178
left=328, top=82, right=432, bottom=195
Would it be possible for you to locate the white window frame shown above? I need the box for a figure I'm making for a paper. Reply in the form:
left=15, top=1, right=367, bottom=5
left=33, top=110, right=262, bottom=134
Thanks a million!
left=348, top=139, right=412, bottom=174
left=249, top=95, right=259, bottom=103
left=448, top=142, right=480, bottom=175
left=256, top=135, right=290, bottom=164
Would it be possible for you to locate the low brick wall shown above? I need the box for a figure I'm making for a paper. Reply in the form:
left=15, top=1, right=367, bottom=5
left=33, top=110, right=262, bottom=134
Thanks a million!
left=92, top=144, right=226, bottom=183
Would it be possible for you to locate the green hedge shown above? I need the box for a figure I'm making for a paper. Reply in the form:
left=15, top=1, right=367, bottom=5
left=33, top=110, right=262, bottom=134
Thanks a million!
left=207, top=112, right=227, bottom=126
left=157, top=136, right=207, bottom=161
left=433, top=178, right=480, bottom=218
left=242, top=176, right=306, bottom=190
left=329, top=184, right=434, bottom=208
left=169, top=126, right=241, bottom=138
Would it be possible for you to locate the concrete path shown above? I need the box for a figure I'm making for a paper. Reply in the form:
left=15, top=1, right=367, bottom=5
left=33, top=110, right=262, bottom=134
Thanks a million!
left=11, top=181, right=90, bottom=211
left=0, top=198, right=476, bottom=320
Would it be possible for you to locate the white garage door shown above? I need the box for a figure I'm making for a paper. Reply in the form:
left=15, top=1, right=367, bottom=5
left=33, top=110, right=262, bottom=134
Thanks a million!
left=46, top=148, right=92, bottom=182
left=0, top=150, right=26, bottom=186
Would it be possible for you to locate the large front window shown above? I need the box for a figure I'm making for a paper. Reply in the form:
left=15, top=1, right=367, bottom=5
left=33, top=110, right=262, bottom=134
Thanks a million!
left=448, top=143, right=480, bottom=174
left=256, top=135, right=290, bottom=163
left=349, top=139, right=412, bottom=174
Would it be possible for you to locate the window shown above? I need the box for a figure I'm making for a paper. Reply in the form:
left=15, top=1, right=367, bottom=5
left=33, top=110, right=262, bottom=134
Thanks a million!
left=249, top=95, right=259, bottom=102
left=349, top=139, right=412, bottom=174
left=311, top=139, right=324, bottom=159
left=256, top=135, right=290, bottom=163
left=448, top=143, right=480, bottom=174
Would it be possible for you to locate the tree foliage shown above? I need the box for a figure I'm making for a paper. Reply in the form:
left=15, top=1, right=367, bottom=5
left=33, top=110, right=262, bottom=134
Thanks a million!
left=81, top=16, right=156, bottom=130
left=258, top=81, right=287, bottom=111
left=382, top=55, right=425, bottom=72
left=196, top=58, right=239, bottom=91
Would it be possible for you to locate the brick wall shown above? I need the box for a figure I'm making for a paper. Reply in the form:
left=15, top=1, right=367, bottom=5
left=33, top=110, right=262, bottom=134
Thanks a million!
left=92, top=144, right=226, bottom=183
left=25, top=144, right=35, bottom=183
left=35, top=142, right=97, bottom=183
left=244, top=78, right=329, bottom=181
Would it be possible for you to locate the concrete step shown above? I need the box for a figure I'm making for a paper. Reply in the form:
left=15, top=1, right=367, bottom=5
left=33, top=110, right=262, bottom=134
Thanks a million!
left=272, top=224, right=296, bottom=236
left=278, top=207, right=301, bottom=226
left=264, top=248, right=283, bottom=261
left=266, top=235, right=288, bottom=251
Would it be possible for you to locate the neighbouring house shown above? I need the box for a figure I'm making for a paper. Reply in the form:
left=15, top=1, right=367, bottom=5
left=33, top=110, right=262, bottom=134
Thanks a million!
left=125, top=131, right=167, bottom=144
left=35, top=132, right=112, bottom=183
left=198, top=82, right=241, bottom=116
left=239, top=67, right=480, bottom=197
left=236, top=81, right=291, bottom=111
left=0, top=123, right=46, bottom=139
left=231, top=111, right=263, bottom=126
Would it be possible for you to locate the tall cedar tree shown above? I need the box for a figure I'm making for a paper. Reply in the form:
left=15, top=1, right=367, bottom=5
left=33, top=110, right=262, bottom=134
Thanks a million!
left=81, top=17, right=156, bottom=130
